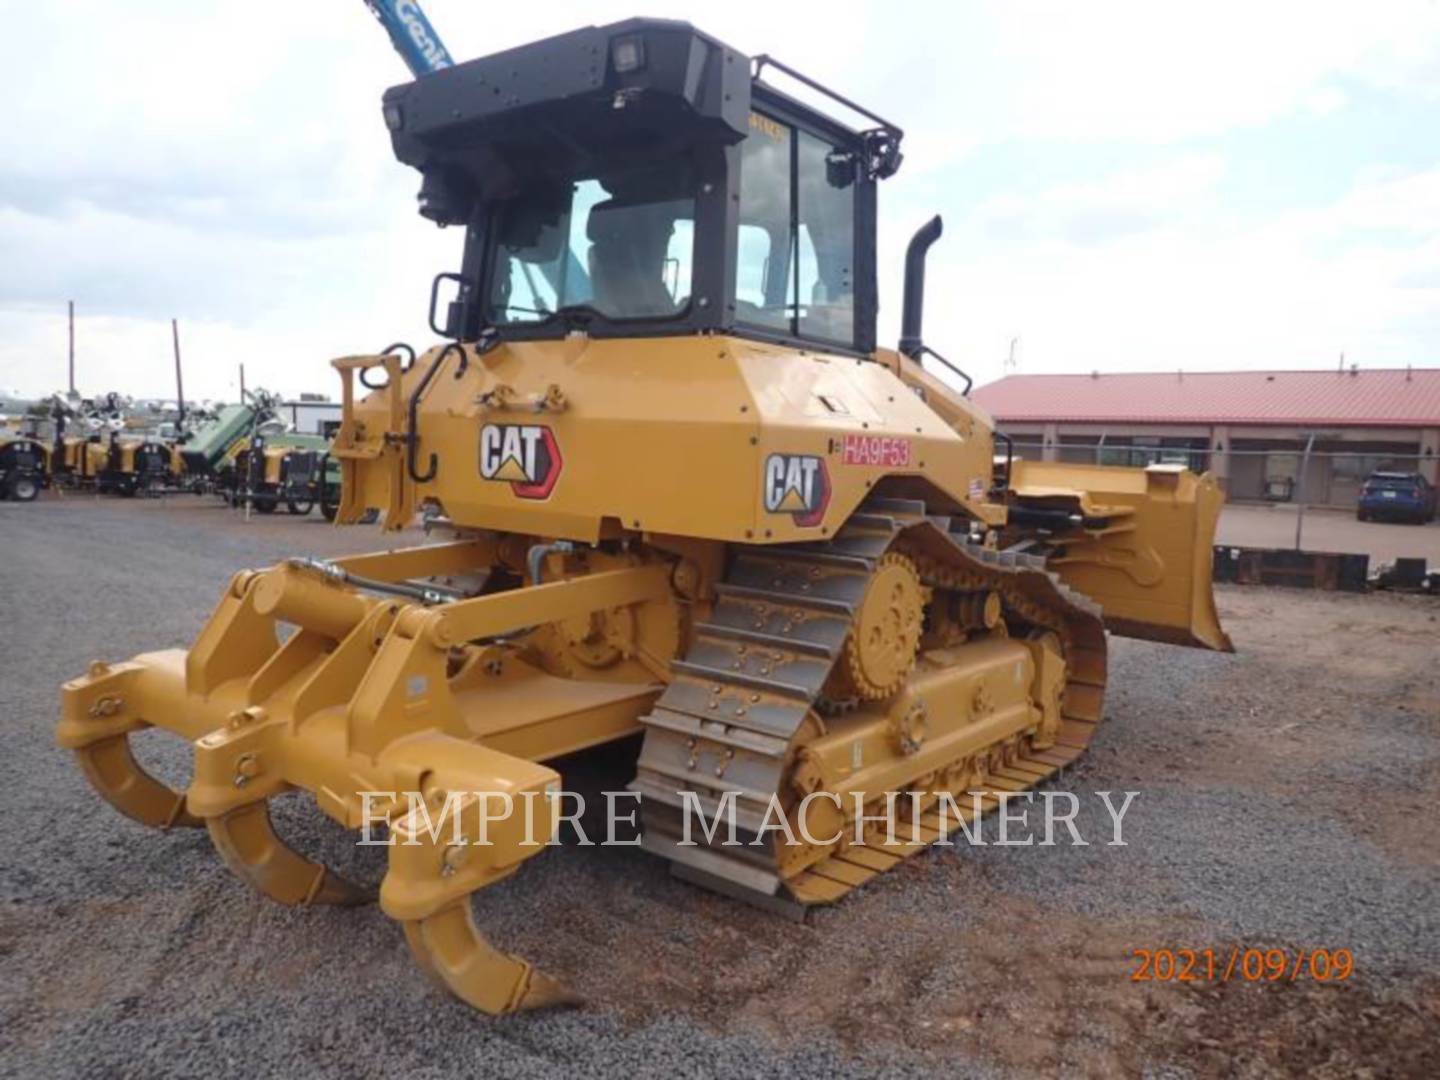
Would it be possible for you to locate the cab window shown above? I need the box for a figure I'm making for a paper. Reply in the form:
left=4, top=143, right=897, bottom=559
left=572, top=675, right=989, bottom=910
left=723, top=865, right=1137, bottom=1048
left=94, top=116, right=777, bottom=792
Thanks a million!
left=489, top=163, right=696, bottom=325
left=796, top=130, right=854, bottom=342
left=733, top=114, right=793, bottom=331
left=734, top=111, right=856, bottom=346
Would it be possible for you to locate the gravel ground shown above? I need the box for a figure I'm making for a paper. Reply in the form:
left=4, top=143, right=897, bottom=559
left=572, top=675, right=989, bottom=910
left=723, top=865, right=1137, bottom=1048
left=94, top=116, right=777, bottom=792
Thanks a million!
left=2, top=494, right=1437, bottom=1078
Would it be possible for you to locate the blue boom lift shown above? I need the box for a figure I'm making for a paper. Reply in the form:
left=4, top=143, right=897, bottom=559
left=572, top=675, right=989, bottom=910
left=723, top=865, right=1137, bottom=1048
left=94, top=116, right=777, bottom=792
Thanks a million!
left=363, top=0, right=454, bottom=76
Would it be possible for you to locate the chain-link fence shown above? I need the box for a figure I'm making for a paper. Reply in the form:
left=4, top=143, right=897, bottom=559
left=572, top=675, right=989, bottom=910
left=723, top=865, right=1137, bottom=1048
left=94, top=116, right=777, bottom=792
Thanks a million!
left=1004, top=438, right=1437, bottom=519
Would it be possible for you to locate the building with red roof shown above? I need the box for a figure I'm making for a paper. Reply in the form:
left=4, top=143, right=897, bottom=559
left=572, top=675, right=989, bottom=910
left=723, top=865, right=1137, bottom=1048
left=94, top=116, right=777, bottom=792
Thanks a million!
left=972, top=368, right=1440, bottom=507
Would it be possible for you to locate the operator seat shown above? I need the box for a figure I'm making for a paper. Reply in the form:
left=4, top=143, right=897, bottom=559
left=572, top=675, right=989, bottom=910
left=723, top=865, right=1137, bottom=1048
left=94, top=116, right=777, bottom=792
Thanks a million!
left=585, top=200, right=679, bottom=316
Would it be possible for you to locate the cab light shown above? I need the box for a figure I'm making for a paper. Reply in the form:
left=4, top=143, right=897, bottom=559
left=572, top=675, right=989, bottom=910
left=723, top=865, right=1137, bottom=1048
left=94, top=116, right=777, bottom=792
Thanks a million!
left=612, top=35, right=645, bottom=74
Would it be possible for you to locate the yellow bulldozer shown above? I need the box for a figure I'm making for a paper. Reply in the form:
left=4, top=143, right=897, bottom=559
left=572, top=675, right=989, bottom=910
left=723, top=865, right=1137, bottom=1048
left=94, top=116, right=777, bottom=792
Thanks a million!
left=59, top=19, right=1230, bottom=1016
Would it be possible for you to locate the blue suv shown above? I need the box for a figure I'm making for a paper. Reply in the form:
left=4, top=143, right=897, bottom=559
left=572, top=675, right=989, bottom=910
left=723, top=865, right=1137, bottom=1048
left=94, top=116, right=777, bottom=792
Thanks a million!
left=1357, top=471, right=1437, bottom=524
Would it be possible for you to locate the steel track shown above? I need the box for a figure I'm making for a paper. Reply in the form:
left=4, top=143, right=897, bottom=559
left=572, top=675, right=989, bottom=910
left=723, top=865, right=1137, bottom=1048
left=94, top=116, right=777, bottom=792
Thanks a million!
left=630, top=497, right=1110, bottom=910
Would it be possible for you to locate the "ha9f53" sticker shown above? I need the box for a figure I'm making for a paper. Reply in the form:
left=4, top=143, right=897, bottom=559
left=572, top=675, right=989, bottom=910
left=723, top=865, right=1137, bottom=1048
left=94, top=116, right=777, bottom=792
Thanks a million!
left=479, top=424, right=562, bottom=499
left=841, top=434, right=912, bottom=467
left=763, top=454, right=830, bottom=527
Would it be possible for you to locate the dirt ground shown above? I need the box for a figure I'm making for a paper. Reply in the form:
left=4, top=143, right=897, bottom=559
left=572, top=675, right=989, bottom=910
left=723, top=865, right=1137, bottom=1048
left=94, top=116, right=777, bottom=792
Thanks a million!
left=1219, top=502, right=1440, bottom=565
left=2, top=494, right=1438, bottom=1078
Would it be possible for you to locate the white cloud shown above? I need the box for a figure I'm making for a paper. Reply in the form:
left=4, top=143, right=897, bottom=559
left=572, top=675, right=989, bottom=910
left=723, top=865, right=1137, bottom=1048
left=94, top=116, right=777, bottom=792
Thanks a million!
left=970, top=153, right=1229, bottom=246
left=1303, top=85, right=1349, bottom=117
left=909, top=160, right=1440, bottom=389
left=954, top=0, right=1439, bottom=142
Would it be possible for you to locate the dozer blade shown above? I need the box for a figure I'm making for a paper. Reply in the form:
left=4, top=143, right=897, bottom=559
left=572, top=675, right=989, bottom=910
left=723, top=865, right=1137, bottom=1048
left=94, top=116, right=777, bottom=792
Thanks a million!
left=1008, top=460, right=1233, bottom=652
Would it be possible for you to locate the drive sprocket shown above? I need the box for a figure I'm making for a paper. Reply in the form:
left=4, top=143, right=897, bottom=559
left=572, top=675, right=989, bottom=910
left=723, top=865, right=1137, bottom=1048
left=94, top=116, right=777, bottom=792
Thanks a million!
left=842, top=552, right=926, bottom=700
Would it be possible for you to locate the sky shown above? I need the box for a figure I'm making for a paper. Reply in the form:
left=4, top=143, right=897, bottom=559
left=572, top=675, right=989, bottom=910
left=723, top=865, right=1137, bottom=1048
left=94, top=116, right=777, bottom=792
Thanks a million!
left=1, top=0, right=1437, bottom=403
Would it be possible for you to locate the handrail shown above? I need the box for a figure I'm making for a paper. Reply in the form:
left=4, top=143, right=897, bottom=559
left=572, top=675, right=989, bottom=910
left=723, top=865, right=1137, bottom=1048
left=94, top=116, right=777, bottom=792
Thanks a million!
left=361, top=343, right=415, bottom=390
left=913, top=344, right=973, bottom=397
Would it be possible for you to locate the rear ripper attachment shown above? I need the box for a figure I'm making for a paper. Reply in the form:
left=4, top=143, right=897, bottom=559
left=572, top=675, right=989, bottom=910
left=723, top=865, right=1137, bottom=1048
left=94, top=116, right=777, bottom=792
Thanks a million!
left=59, top=538, right=680, bottom=1014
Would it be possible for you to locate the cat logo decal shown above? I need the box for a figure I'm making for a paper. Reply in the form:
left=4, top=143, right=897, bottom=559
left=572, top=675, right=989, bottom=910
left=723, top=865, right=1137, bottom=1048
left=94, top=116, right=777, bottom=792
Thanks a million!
left=763, top=453, right=829, bottom=527
left=479, top=424, right=562, bottom=499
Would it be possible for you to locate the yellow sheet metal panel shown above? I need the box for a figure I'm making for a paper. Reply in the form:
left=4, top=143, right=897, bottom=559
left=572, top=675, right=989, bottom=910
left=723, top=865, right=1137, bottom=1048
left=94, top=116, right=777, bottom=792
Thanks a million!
left=334, top=336, right=996, bottom=541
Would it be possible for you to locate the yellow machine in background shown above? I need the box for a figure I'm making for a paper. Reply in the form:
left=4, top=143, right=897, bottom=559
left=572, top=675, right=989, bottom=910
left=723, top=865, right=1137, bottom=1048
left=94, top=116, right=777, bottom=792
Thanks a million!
left=60, top=19, right=1230, bottom=1016
left=227, top=434, right=340, bottom=517
left=50, top=436, right=100, bottom=487
left=49, top=431, right=176, bottom=495
left=98, top=434, right=176, bottom=496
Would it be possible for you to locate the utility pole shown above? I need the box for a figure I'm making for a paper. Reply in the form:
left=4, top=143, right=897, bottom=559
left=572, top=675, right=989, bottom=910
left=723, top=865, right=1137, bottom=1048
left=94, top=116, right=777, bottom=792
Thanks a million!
left=1293, top=431, right=1317, bottom=551
left=171, top=319, right=186, bottom=427
left=239, top=363, right=247, bottom=400
left=67, top=300, right=76, bottom=396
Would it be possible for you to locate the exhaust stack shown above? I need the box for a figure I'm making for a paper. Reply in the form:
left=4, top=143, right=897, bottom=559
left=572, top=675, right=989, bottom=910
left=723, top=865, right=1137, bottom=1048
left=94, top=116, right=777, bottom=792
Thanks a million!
left=172, top=318, right=186, bottom=430
left=898, top=215, right=943, bottom=358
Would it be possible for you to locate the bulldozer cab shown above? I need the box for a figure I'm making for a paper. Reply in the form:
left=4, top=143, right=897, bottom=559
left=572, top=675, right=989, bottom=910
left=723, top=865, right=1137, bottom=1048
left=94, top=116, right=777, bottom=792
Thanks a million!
left=383, top=19, right=901, bottom=356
